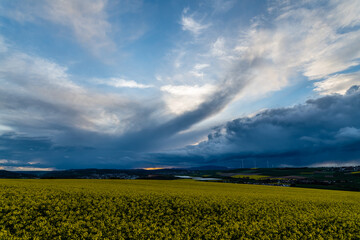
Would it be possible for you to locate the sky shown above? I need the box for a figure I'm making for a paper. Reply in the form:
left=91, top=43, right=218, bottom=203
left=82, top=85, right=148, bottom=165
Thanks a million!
left=0, top=0, right=360, bottom=171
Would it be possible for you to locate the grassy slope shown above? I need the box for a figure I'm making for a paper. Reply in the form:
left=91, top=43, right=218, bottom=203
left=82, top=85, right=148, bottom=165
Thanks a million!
left=0, top=179, right=360, bottom=239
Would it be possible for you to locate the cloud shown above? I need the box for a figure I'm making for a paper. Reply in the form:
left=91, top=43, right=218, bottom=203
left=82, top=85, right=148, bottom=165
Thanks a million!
left=336, top=127, right=360, bottom=140
left=211, top=37, right=226, bottom=57
left=46, top=0, right=114, bottom=55
left=0, top=0, right=114, bottom=56
left=0, top=159, right=20, bottom=164
left=222, top=0, right=360, bottom=100
left=0, top=40, right=159, bottom=141
left=113, top=55, right=257, bottom=151
left=0, top=132, right=150, bottom=169
left=5, top=167, right=56, bottom=171
left=189, top=64, right=210, bottom=78
left=98, top=78, right=153, bottom=88
left=314, top=72, right=360, bottom=95
left=161, top=84, right=216, bottom=114
left=164, top=0, right=360, bottom=130
left=328, top=0, right=360, bottom=28
left=211, top=0, right=236, bottom=14
left=309, top=160, right=360, bottom=168
left=274, top=1, right=360, bottom=80
left=0, top=36, right=8, bottom=53
left=171, top=0, right=360, bottom=107
left=170, top=86, right=360, bottom=167
left=0, top=157, right=55, bottom=171
left=194, top=63, right=210, bottom=70
left=181, top=9, right=210, bottom=35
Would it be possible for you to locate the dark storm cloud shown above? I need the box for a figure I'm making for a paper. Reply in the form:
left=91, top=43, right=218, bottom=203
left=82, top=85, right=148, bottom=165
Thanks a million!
left=154, top=86, right=360, bottom=167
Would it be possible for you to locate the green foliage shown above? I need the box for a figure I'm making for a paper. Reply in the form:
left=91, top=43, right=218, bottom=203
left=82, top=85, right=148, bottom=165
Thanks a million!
left=0, top=179, right=360, bottom=239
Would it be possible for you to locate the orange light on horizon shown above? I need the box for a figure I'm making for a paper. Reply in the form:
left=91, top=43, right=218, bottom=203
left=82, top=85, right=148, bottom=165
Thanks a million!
left=143, top=167, right=165, bottom=170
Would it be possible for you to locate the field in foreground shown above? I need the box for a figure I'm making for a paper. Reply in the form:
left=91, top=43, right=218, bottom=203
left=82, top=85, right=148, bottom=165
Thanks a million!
left=0, top=180, right=360, bottom=239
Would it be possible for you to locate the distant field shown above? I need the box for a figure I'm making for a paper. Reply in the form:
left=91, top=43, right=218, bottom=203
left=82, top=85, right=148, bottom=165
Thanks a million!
left=1, top=180, right=360, bottom=239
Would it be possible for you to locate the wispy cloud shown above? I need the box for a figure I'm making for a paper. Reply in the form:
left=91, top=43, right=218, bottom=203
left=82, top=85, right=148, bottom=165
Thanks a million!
left=0, top=0, right=114, bottom=56
left=45, top=0, right=114, bottom=55
left=181, top=9, right=210, bottom=35
left=211, top=37, right=226, bottom=57
left=314, top=72, right=360, bottom=95
left=0, top=159, right=20, bottom=164
left=194, top=64, right=210, bottom=70
left=189, top=63, right=209, bottom=78
left=98, top=78, right=153, bottom=89
left=0, top=36, right=8, bottom=53
left=0, top=166, right=56, bottom=171
left=266, top=0, right=360, bottom=89
left=211, top=0, right=236, bottom=14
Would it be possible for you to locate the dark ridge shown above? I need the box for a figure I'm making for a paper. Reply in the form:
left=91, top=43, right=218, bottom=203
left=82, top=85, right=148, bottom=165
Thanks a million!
left=0, top=170, right=37, bottom=179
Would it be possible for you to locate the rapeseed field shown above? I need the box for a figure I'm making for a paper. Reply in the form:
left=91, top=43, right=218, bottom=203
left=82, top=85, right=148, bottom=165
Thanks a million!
left=0, top=179, right=360, bottom=239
